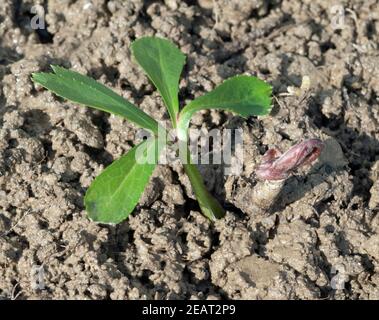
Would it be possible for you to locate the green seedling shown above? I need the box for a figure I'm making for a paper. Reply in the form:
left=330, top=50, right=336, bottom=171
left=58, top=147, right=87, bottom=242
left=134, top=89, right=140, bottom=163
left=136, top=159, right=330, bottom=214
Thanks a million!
left=31, top=36, right=272, bottom=224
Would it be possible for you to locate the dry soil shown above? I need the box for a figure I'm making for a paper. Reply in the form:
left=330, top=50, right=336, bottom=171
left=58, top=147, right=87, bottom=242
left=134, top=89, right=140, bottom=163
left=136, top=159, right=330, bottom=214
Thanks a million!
left=0, top=0, right=378, bottom=299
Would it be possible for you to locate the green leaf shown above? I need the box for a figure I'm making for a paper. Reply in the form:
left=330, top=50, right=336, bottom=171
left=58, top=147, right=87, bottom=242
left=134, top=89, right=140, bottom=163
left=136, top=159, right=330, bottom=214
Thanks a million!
left=84, top=137, right=163, bottom=224
left=131, top=37, right=186, bottom=127
left=32, top=65, right=160, bottom=135
left=178, top=75, right=272, bottom=137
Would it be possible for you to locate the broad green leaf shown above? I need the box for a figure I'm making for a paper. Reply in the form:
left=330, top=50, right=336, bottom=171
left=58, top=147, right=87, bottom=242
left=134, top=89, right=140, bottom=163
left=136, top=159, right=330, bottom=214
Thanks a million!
left=32, top=65, right=160, bottom=135
left=85, top=137, right=163, bottom=224
left=178, top=75, right=272, bottom=137
left=131, top=37, right=186, bottom=127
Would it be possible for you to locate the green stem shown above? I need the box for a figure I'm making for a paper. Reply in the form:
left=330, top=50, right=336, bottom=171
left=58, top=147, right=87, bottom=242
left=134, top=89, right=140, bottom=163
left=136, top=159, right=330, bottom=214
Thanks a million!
left=179, top=140, right=225, bottom=220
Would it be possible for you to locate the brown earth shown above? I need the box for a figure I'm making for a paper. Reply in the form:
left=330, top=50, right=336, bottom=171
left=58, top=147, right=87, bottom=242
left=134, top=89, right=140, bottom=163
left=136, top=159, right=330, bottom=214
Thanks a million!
left=0, top=0, right=378, bottom=299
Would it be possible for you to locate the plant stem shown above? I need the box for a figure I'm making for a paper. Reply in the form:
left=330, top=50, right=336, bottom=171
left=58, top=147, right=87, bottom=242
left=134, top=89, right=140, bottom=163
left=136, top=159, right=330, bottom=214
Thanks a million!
left=180, top=141, right=225, bottom=220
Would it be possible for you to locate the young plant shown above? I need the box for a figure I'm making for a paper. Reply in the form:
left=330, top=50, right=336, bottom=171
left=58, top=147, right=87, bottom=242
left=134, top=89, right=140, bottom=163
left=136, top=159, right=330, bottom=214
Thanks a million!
left=253, top=139, right=324, bottom=210
left=31, top=36, right=272, bottom=224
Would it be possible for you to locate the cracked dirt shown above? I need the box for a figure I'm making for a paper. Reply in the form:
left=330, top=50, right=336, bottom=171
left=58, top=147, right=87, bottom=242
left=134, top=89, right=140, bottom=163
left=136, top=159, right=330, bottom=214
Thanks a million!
left=0, top=0, right=378, bottom=299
